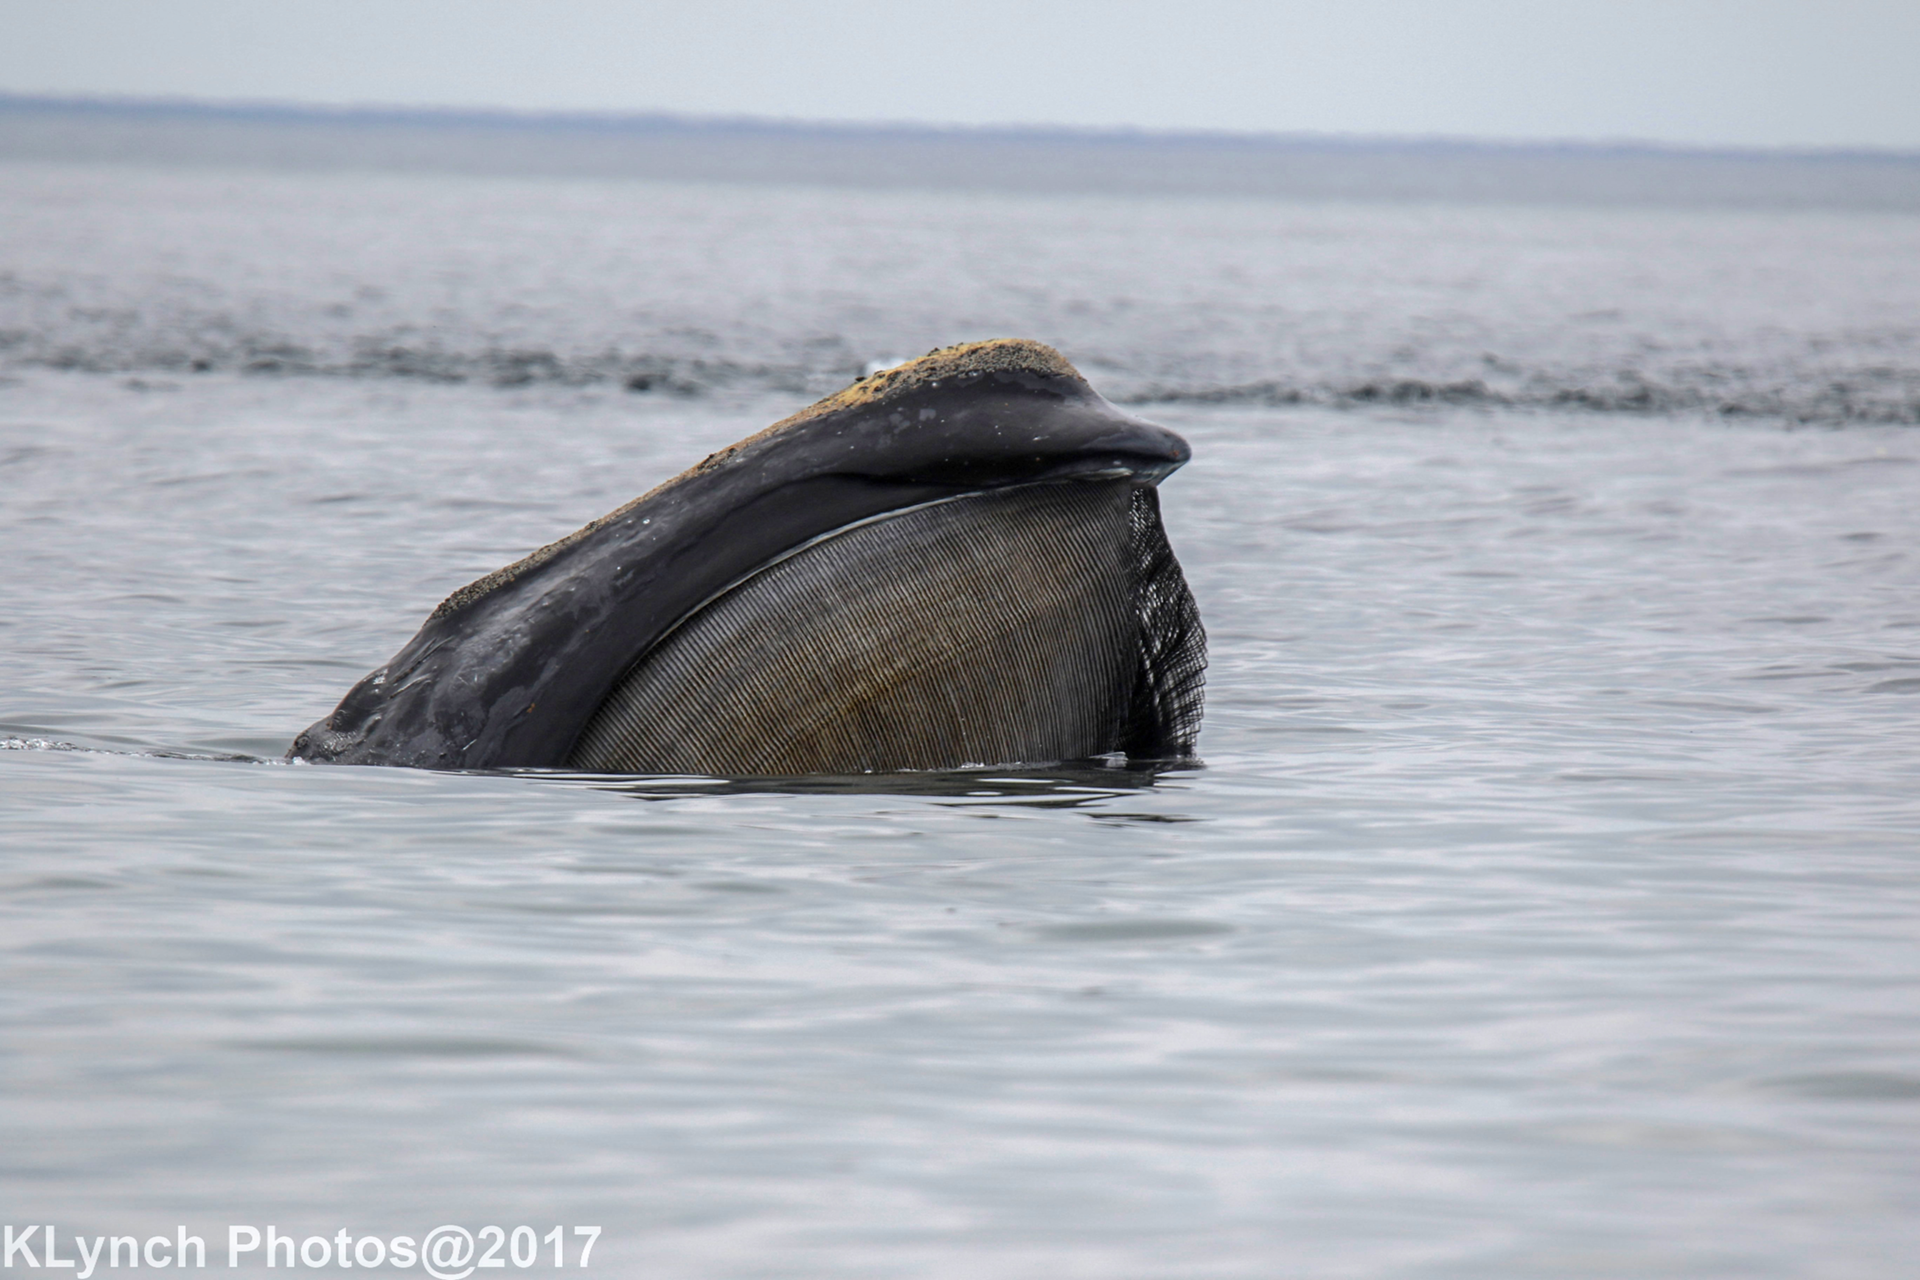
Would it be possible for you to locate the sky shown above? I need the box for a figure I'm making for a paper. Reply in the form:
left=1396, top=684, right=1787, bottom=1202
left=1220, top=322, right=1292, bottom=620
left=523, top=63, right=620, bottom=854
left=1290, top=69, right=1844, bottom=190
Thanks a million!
left=3, top=0, right=1916, bottom=151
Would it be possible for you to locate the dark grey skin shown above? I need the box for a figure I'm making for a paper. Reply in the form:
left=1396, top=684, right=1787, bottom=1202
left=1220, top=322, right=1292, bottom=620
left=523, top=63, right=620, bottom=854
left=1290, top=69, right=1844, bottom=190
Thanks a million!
left=289, top=340, right=1196, bottom=772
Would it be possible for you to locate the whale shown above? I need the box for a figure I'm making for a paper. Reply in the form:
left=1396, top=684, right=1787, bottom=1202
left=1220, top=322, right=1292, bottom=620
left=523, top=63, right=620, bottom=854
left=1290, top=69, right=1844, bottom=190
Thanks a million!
left=288, top=339, right=1205, bottom=776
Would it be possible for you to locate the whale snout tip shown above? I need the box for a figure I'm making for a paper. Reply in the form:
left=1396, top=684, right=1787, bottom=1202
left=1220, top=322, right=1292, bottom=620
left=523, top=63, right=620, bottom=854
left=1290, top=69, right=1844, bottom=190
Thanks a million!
left=1070, top=415, right=1192, bottom=486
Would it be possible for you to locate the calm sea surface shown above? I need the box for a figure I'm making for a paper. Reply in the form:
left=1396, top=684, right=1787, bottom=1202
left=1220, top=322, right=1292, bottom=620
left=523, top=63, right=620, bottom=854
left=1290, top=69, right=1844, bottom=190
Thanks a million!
left=3, top=157, right=1919, bottom=1278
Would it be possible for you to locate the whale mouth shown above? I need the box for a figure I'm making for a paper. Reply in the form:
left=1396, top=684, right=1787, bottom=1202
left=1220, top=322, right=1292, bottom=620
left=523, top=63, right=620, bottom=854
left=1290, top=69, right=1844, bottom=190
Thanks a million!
left=566, top=479, right=1205, bottom=778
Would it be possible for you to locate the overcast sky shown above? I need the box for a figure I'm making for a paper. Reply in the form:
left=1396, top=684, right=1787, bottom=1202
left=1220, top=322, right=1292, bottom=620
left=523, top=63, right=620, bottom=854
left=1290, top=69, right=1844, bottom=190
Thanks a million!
left=3, top=0, right=1916, bottom=150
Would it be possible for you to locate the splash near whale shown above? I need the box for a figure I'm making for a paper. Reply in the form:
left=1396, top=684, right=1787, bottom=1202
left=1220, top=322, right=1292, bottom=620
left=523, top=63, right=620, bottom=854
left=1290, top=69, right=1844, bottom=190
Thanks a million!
left=289, top=339, right=1206, bottom=776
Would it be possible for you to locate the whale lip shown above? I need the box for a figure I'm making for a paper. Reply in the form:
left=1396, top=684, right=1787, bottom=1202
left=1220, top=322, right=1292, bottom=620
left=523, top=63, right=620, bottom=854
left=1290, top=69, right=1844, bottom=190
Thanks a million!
left=290, top=338, right=1200, bottom=772
left=1022, top=450, right=1187, bottom=487
left=1033, top=416, right=1192, bottom=486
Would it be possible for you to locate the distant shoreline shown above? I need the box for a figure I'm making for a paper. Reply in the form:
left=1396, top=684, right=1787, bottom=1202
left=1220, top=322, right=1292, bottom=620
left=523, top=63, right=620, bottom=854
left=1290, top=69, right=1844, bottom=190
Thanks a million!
left=4, top=92, right=1918, bottom=211
left=9, top=91, right=1920, bottom=161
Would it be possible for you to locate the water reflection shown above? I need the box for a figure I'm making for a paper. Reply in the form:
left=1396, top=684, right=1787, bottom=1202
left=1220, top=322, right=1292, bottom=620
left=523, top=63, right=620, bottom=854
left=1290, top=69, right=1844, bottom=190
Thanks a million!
left=514, top=758, right=1192, bottom=805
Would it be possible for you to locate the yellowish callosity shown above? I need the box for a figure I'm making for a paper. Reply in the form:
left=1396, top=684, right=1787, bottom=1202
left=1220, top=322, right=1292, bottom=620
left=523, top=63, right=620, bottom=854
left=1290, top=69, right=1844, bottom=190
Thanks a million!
left=430, top=339, right=1082, bottom=620
left=765, top=337, right=1080, bottom=434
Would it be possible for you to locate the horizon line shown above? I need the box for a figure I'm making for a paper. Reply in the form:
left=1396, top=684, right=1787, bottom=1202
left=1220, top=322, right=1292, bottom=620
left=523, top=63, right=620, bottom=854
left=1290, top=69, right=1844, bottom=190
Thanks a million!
left=5, top=91, right=1918, bottom=164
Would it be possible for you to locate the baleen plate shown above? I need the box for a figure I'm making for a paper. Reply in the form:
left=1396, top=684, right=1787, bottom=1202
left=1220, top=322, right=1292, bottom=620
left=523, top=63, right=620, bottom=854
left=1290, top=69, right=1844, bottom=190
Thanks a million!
left=569, top=482, right=1151, bottom=776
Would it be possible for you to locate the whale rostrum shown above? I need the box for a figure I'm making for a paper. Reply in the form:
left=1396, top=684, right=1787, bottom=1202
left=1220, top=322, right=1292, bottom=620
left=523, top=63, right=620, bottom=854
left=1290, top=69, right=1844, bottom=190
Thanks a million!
left=289, top=339, right=1206, bottom=775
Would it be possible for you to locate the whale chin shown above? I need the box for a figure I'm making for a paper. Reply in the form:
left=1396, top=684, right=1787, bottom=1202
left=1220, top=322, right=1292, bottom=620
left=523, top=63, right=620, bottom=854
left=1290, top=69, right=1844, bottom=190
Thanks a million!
left=568, top=480, right=1204, bottom=778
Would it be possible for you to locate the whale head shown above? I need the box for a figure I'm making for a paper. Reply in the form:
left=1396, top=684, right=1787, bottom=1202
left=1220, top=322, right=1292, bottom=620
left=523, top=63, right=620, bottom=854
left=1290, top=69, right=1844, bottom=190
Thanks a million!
left=290, top=338, right=1205, bottom=775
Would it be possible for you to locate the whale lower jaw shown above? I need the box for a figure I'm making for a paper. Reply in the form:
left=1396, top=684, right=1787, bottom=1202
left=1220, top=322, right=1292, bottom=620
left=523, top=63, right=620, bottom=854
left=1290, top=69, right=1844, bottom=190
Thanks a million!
left=567, top=481, right=1204, bottom=778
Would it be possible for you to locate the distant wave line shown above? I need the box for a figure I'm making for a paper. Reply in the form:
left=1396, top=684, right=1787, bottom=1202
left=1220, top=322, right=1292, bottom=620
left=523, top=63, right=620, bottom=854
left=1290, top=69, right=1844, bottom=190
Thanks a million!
left=6, top=340, right=1915, bottom=425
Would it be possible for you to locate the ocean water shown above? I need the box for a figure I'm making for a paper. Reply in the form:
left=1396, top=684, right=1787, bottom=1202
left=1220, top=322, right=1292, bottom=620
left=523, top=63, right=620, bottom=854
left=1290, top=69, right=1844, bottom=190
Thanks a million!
left=3, top=155, right=1920, bottom=1278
